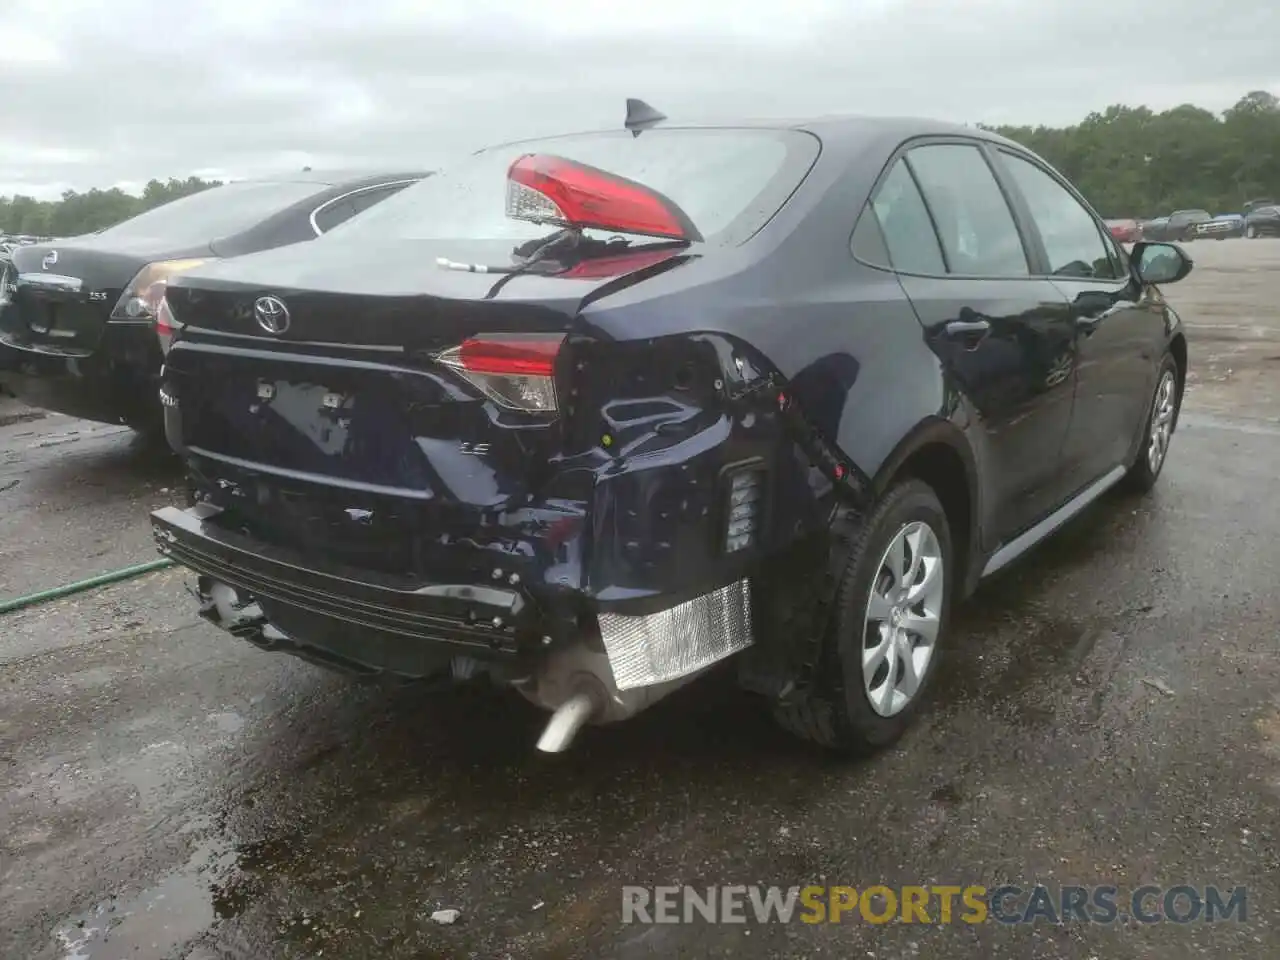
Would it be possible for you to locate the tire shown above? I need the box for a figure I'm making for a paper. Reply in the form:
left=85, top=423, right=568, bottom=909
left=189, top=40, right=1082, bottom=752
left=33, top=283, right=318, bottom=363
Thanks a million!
left=1122, top=353, right=1180, bottom=493
left=124, top=410, right=169, bottom=448
left=773, top=479, right=953, bottom=754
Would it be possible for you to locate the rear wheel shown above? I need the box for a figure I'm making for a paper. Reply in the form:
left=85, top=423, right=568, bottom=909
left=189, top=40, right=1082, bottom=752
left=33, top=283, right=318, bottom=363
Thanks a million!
left=1123, top=354, right=1179, bottom=493
left=123, top=409, right=169, bottom=447
left=773, top=480, right=952, bottom=754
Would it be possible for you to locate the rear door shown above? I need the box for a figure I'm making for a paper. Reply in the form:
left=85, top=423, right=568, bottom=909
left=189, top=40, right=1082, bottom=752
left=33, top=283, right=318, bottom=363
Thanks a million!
left=863, top=141, right=1078, bottom=544
left=992, top=148, right=1164, bottom=490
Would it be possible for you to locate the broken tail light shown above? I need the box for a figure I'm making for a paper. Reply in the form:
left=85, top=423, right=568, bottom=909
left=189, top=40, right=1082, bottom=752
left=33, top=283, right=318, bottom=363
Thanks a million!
left=505, top=154, right=703, bottom=242
left=155, top=294, right=180, bottom=355
left=111, top=259, right=211, bottom=355
left=110, top=259, right=209, bottom=323
left=436, top=333, right=565, bottom=412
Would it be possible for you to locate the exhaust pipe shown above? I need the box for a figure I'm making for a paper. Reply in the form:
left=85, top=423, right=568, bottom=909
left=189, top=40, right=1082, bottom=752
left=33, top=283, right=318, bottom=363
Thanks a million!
left=536, top=691, right=598, bottom=753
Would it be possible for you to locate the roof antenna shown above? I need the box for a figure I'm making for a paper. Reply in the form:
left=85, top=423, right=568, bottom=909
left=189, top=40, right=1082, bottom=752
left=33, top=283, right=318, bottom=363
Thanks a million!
left=625, top=98, right=666, bottom=137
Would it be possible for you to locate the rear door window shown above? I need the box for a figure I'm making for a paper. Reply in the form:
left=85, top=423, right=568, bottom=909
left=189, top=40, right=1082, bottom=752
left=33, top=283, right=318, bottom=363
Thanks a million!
left=905, top=144, right=1030, bottom=277
left=312, top=198, right=357, bottom=233
left=350, top=183, right=414, bottom=214
left=859, top=159, right=946, bottom=275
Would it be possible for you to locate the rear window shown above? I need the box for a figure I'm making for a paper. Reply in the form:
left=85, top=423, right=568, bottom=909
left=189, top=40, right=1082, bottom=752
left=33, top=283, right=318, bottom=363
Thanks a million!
left=95, top=181, right=323, bottom=245
left=324, top=128, right=819, bottom=247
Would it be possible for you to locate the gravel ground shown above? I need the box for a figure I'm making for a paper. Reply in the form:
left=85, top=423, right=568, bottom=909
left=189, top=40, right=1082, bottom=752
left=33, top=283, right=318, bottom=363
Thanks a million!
left=2, top=238, right=1279, bottom=959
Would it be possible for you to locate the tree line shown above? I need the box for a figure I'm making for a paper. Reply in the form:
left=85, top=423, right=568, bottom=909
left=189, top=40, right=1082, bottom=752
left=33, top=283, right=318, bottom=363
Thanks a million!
left=986, top=90, right=1280, bottom=219
left=0, top=177, right=220, bottom=238
left=2, top=90, right=1278, bottom=236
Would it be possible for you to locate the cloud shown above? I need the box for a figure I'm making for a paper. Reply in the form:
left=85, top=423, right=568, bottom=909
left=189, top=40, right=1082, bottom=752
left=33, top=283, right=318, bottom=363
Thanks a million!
left=0, top=0, right=1276, bottom=198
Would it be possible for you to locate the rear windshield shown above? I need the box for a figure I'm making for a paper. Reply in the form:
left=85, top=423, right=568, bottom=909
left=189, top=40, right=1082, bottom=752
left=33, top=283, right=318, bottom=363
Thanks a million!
left=95, top=181, right=323, bottom=245
left=324, top=128, right=820, bottom=248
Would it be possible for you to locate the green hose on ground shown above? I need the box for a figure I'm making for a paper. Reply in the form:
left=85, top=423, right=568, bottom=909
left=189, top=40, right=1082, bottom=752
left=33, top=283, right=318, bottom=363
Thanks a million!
left=0, top=558, right=175, bottom=615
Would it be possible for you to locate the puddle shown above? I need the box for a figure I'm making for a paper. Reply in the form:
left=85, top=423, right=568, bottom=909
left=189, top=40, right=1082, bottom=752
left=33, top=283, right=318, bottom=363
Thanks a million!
left=48, top=813, right=281, bottom=959
left=53, top=836, right=239, bottom=960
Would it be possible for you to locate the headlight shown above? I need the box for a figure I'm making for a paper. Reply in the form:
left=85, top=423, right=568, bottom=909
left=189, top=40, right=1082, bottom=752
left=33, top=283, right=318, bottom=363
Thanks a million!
left=109, top=259, right=211, bottom=322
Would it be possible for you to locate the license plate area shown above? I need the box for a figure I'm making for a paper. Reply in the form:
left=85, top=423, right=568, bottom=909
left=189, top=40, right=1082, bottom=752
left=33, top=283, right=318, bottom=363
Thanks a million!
left=14, top=282, right=101, bottom=345
left=196, top=371, right=439, bottom=489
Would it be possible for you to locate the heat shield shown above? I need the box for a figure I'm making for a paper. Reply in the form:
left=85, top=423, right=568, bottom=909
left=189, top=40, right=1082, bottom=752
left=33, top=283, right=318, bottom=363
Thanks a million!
left=597, top=580, right=753, bottom=690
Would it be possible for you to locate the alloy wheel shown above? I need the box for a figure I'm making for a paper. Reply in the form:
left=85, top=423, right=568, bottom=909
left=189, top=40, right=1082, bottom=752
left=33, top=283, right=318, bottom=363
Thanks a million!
left=862, top=521, right=945, bottom=717
left=1148, top=370, right=1177, bottom=474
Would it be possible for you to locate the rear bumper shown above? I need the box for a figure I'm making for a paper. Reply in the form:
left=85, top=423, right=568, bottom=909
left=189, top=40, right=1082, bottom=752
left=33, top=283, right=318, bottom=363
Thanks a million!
left=153, top=503, right=532, bottom=669
left=152, top=502, right=756, bottom=684
left=0, top=324, right=162, bottom=425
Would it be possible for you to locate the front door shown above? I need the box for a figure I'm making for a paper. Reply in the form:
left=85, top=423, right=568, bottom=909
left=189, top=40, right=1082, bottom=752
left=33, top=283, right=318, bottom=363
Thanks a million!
left=992, top=149, right=1167, bottom=489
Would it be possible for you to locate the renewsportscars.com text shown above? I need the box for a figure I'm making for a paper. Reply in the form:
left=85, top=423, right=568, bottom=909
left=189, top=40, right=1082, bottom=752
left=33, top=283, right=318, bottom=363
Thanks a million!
left=622, top=884, right=1248, bottom=925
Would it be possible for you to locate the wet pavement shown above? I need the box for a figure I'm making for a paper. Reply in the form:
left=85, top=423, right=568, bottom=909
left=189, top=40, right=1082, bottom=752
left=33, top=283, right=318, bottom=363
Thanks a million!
left=3, top=241, right=1280, bottom=959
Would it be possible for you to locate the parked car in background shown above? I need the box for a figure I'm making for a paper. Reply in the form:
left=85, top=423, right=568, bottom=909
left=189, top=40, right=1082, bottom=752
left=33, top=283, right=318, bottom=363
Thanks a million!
left=149, top=111, right=1191, bottom=756
left=0, top=170, right=425, bottom=435
left=1157, top=209, right=1213, bottom=241
left=1245, top=204, right=1280, bottom=238
left=1140, top=216, right=1170, bottom=240
left=1192, top=213, right=1246, bottom=240
left=1104, top=218, right=1142, bottom=243
left=1242, top=198, right=1276, bottom=219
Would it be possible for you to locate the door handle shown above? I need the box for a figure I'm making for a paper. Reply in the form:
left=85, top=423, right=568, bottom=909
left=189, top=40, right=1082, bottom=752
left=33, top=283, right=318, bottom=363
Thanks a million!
left=944, top=318, right=991, bottom=348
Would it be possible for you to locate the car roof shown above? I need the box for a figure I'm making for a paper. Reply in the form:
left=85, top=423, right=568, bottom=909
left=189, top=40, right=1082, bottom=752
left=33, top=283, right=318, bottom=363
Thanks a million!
left=486, top=115, right=1028, bottom=157
left=232, top=169, right=428, bottom=189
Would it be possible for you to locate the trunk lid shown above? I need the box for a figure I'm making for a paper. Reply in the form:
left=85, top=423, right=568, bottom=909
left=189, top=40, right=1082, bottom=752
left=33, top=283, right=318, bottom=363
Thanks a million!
left=163, top=239, right=670, bottom=348
left=163, top=240, right=686, bottom=512
left=2, top=241, right=150, bottom=354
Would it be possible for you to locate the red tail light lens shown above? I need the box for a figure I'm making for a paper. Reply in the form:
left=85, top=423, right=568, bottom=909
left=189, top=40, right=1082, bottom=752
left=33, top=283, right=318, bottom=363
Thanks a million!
left=438, top=333, right=565, bottom=412
left=506, top=154, right=702, bottom=242
left=459, top=335, right=560, bottom=377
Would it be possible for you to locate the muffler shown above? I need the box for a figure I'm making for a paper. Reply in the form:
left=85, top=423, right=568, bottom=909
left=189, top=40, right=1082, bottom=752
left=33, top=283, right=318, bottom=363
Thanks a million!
left=525, top=581, right=754, bottom=752
left=535, top=691, right=599, bottom=753
left=521, top=644, right=707, bottom=753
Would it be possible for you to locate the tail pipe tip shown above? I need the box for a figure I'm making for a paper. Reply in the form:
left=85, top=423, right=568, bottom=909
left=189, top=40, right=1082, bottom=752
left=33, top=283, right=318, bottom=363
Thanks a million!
left=536, top=690, right=599, bottom=754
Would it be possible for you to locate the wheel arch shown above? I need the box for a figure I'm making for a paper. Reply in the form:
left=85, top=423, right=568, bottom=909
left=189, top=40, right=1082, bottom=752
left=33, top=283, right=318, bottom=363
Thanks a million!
left=871, top=418, right=982, bottom=599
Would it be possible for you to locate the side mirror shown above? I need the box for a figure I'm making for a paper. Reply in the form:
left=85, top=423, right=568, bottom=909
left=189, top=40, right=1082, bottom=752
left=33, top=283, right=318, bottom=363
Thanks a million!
left=1132, top=241, right=1193, bottom=285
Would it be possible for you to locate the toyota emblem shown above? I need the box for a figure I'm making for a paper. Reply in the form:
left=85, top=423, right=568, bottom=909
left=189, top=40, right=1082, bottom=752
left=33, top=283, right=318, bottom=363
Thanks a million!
left=254, top=295, right=290, bottom=335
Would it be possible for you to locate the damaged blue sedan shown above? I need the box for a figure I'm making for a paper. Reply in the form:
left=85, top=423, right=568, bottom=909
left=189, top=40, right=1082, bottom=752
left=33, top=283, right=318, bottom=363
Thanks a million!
left=149, top=103, right=1191, bottom=754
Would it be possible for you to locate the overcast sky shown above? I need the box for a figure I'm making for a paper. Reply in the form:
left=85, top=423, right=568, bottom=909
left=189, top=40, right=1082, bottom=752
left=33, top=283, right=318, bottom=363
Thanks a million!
left=1, top=0, right=1276, bottom=199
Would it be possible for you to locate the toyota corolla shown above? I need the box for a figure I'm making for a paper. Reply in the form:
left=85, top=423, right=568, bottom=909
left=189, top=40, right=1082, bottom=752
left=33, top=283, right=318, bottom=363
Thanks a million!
left=148, top=105, right=1191, bottom=754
